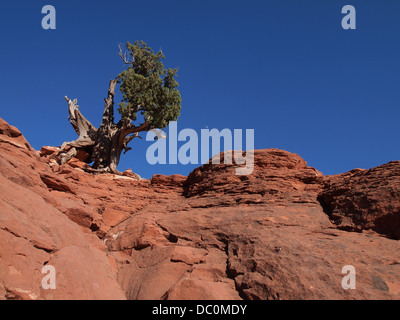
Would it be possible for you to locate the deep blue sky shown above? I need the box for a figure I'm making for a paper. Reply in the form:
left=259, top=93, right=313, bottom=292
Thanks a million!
left=0, top=0, right=399, bottom=179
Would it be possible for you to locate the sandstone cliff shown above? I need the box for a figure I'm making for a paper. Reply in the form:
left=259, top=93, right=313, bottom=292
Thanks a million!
left=0, top=118, right=399, bottom=300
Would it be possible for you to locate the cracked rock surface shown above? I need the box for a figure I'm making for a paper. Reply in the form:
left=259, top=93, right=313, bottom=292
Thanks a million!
left=0, top=117, right=399, bottom=300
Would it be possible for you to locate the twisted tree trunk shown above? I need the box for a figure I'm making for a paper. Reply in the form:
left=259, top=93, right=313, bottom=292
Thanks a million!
left=58, top=79, right=148, bottom=174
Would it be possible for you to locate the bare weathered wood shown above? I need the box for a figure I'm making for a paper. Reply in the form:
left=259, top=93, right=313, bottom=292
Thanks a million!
left=118, top=43, right=134, bottom=65
left=91, top=79, right=119, bottom=170
left=64, top=96, right=97, bottom=138
left=100, top=79, right=118, bottom=130
left=59, top=79, right=151, bottom=174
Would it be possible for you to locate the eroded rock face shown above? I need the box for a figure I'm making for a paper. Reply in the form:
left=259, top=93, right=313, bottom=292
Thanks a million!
left=0, top=119, right=125, bottom=300
left=318, top=163, right=400, bottom=240
left=0, top=117, right=399, bottom=300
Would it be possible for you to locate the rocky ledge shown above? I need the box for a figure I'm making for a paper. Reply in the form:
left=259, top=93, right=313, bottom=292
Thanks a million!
left=0, top=117, right=399, bottom=300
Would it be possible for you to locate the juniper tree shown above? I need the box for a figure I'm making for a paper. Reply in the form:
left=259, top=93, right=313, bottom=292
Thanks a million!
left=59, top=41, right=181, bottom=174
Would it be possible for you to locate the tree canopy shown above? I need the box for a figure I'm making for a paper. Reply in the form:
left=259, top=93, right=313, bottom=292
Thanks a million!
left=117, top=40, right=181, bottom=129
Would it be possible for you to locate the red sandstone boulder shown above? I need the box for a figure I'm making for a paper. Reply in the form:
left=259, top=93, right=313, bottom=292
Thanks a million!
left=122, top=168, right=141, bottom=180
left=0, top=118, right=32, bottom=152
left=75, top=149, right=90, bottom=162
left=318, top=162, right=400, bottom=240
left=66, top=157, right=90, bottom=170
left=39, top=146, right=59, bottom=157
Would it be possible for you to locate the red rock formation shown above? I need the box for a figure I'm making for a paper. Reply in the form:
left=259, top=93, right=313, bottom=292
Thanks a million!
left=0, top=118, right=125, bottom=300
left=318, top=163, right=400, bottom=240
left=0, top=117, right=399, bottom=300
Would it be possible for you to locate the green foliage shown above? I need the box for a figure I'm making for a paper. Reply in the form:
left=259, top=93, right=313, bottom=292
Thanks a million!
left=117, top=41, right=181, bottom=129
